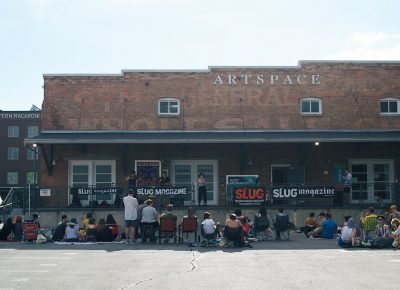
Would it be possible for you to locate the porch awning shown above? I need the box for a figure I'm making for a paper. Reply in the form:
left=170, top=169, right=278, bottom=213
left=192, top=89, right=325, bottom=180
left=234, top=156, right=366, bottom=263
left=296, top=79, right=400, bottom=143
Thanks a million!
left=24, top=129, right=400, bottom=145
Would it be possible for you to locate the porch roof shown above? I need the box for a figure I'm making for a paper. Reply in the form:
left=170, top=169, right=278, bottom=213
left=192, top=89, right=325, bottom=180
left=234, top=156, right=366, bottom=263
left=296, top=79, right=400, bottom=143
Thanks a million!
left=24, top=129, right=400, bottom=145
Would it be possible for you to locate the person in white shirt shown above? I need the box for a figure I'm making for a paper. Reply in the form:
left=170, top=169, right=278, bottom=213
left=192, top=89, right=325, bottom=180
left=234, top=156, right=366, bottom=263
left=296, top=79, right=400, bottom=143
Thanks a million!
left=123, top=189, right=138, bottom=244
left=201, top=212, right=219, bottom=239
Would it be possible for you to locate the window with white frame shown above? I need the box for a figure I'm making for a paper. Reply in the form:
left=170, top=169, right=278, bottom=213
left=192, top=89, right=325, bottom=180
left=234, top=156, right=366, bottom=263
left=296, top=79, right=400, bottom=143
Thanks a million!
left=69, top=160, right=116, bottom=188
left=27, top=126, right=39, bottom=137
left=8, top=147, right=19, bottom=160
left=7, top=172, right=18, bottom=184
left=380, top=98, right=400, bottom=115
left=158, top=98, right=180, bottom=116
left=300, top=98, right=322, bottom=115
left=8, top=126, right=19, bottom=137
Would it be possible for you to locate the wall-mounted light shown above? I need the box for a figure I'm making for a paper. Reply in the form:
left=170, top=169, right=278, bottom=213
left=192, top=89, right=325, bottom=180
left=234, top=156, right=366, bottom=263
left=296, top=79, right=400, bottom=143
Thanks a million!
left=314, top=142, right=320, bottom=146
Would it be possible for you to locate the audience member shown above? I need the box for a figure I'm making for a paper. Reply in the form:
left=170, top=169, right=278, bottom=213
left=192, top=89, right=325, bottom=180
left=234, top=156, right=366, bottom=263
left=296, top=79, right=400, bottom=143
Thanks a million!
left=58, top=214, right=67, bottom=226
left=0, top=218, right=14, bottom=241
left=307, top=212, right=326, bottom=238
left=301, top=212, right=317, bottom=236
left=235, top=208, right=251, bottom=236
left=123, top=189, right=139, bottom=244
left=95, top=218, right=113, bottom=242
left=338, top=217, right=356, bottom=247
left=32, top=213, right=41, bottom=229
left=253, top=204, right=272, bottom=237
left=370, top=215, right=393, bottom=248
left=224, top=213, right=245, bottom=246
left=65, top=218, right=79, bottom=242
left=52, top=217, right=68, bottom=241
left=389, top=218, right=400, bottom=248
left=141, top=199, right=158, bottom=227
left=159, top=170, right=171, bottom=187
left=83, top=213, right=93, bottom=228
left=13, top=216, right=23, bottom=241
left=85, top=218, right=97, bottom=242
left=182, top=207, right=197, bottom=241
left=201, top=212, right=219, bottom=240
left=386, top=205, right=400, bottom=224
left=321, top=213, right=337, bottom=239
left=161, top=204, right=178, bottom=243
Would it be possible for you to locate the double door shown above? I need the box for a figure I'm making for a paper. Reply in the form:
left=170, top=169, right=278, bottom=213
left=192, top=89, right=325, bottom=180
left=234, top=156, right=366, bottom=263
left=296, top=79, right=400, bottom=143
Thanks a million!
left=171, top=160, right=218, bottom=205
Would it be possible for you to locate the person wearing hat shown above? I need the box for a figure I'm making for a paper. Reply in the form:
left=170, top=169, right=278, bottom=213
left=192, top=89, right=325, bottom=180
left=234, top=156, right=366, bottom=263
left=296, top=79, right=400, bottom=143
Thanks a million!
left=65, top=218, right=79, bottom=242
left=387, top=205, right=400, bottom=224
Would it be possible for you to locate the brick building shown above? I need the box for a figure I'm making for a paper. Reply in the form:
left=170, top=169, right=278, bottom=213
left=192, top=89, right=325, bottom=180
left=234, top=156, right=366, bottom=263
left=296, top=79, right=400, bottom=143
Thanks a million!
left=26, top=61, right=400, bottom=209
left=0, top=109, right=41, bottom=203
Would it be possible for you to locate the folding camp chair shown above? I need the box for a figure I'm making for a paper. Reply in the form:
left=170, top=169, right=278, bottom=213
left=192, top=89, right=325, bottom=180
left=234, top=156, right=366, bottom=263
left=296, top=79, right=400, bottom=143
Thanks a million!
left=179, top=217, right=198, bottom=243
left=275, top=214, right=290, bottom=240
left=224, top=226, right=245, bottom=247
left=107, top=224, right=120, bottom=241
left=22, top=220, right=39, bottom=242
left=158, top=217, right=177, bottom=244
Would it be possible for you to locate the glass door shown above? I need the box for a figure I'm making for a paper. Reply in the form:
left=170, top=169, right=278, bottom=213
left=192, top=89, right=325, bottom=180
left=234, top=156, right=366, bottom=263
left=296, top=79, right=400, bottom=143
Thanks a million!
left=350, top=160, right=394, bottom=203
left=171, top=160, right=218, bottom=205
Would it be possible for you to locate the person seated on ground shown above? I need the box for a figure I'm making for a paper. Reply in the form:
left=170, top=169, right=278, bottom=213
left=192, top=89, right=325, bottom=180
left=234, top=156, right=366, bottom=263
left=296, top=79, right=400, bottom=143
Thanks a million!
left=386, top=205, right=400, bottom=224
left=320, top=213, right=337, bottom=239
left=106, top=214, right=119, bottom=241
left=84, top=218, right=97, bottom=242
left=83, top=213, right=93, bottom=229
left=307, top=212, right=326, bottom=238
left=253, top=204, right=272, bottom=237
left=201, top=211, right=220, bottom=241
left=389, top=218, right=400, bottom=249
left=235, top=208, right=251, bottom=237
left=301, top=212, right=317, bottom=237
left=338, top=217, right=357, bottom=248
left=0, top=218, right=14, bottom=241
left=12, top=216, right=23, bottom=241
left=160, top=204, right=178, bottom=242
left=370, top=215, right=393, bottom=248
left=181, top=207, right=197, bottom=242
left=224, top=214, right=245, bottom=245
left=95, top=218, right=113, bottom=242
left=274, top=208, right=290, bottom=240
left=52, top=217, right=68, bottom=242
left=32, top=213, right=41, bottom=229
left=58, top=215, right=67, bottom=226
left=361, top=207, right=378, bottom=227
left=65, top=218, right=79, bottom=242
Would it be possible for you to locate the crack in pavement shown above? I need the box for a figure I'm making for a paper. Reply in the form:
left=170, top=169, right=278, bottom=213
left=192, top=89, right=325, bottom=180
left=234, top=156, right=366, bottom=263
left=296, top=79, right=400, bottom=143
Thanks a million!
left=118, top=249, right=199, bottom=289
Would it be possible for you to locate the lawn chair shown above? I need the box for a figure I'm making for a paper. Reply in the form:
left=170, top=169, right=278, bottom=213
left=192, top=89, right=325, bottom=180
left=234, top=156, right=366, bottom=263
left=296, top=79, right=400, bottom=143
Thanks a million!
left=179, top=217, right=198, bottom=244
left=142, top=223, right=156, bottom=244
left=253, top=215, right=272, bottom=241
left=158, top=217, right=177, bottom=244
left=22, top=220, right=39, bottom=242
left=361, top=215, right=378, bottom=242
left=224, top=226, right=245, bottom=247
left=275, top=214, right=290, bottom=240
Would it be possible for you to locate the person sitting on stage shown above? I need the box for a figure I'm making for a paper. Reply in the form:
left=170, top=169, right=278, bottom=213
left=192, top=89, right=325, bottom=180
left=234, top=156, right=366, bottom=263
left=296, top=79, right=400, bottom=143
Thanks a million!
left=159, top=170, right=171, bottom=187
left=201, top=212, right=219, bottom=240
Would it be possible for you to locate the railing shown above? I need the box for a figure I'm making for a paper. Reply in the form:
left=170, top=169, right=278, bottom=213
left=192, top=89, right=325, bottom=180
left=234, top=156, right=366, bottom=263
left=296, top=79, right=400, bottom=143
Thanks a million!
left=1, top=182, right=398, bottom=212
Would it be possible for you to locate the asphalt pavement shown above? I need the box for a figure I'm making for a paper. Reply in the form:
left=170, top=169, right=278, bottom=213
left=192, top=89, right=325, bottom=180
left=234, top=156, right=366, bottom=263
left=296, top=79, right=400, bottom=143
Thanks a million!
left=0, top=233, right=399, bottom=290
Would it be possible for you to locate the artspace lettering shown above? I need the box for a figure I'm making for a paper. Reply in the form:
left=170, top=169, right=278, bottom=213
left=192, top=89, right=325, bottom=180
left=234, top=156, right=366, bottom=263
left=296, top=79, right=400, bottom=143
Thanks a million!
left=213, top=74, right=320, bottom=86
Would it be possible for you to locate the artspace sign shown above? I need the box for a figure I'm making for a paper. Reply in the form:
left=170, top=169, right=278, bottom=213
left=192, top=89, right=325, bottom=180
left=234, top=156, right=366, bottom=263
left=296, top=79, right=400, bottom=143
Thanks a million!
left=213, top=74, right=321, bottom=86
left=272, top=186, right=336, bottom=199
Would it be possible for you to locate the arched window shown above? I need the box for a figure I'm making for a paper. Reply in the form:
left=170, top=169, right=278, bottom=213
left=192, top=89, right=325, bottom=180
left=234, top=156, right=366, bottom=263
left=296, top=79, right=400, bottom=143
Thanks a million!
left=300, top=97, right=322, bottom=115
left=380, top=97, right=400, bottom=115
left=158, top=98, right=180, bottom=116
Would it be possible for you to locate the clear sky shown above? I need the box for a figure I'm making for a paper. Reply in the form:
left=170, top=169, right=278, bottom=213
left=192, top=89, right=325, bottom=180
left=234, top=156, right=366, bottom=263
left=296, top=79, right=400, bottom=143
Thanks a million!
left=1, top=0, right=399, bottom=111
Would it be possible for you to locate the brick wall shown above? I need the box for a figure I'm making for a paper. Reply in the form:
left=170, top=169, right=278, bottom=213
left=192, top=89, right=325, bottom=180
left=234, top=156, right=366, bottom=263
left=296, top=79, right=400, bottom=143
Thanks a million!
left=42, top=62, right=400, bottom=131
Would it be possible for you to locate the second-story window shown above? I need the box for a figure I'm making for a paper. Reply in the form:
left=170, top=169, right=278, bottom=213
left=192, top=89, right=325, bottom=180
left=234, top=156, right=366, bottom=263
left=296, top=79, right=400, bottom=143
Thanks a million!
left=8, top=126, right=19, bottom=137
left=8, top=147, right=19, bottom=160
left=380, top=98, right=400, bottom=115
left=301, top=98, right=322, bottom=115
left=158, top=98, right=180, bottom=116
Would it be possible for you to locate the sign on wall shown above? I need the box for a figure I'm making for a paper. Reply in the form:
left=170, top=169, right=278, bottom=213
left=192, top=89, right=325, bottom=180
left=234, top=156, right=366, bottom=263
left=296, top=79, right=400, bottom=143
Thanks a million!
left=135, top=160, right=161, bottom=186
left=226, top=175, right=258, bottom=204
left=40, top=189, right=51, bottom=197
left=233, top=186, right=266, bottom=206
left=271, top=185, right=336, bottom=199
left=137, top=186, right=189, bottom=196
